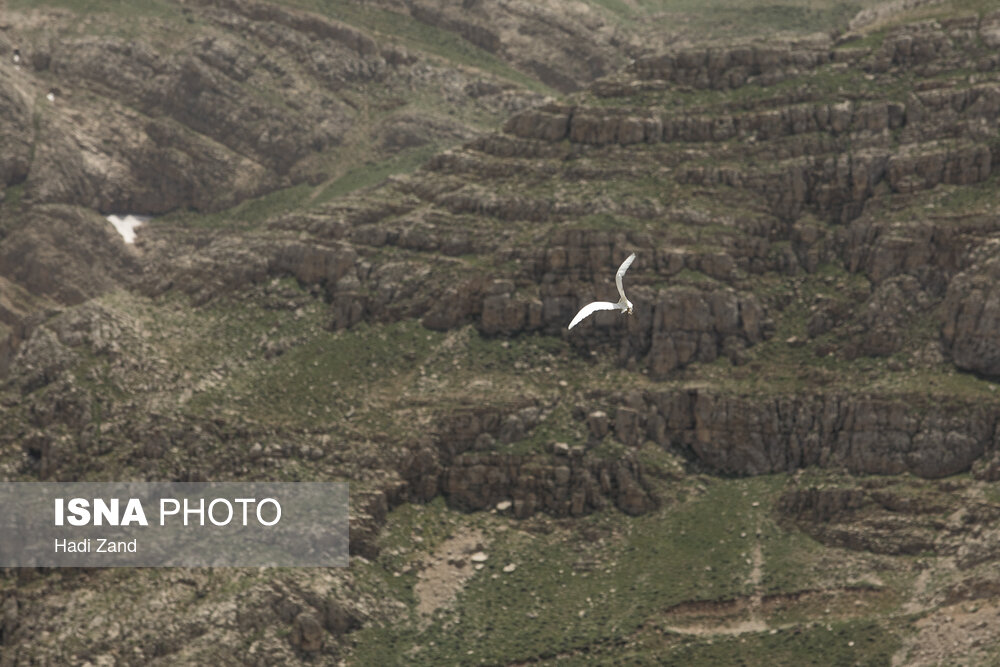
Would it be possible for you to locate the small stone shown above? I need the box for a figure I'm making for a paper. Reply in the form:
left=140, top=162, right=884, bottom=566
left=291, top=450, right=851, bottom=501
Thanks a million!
left=503, top=563, right=517, bottom=573
left=496, top=500, right=512, bottom=512
left=785, top=336, right=805, bottom=348
left=470, top=552, right=488, bottom=563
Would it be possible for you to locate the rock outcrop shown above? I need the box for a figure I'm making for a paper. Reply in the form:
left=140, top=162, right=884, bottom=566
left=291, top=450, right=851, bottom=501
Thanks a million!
left=395, top=403, right=657, bottom=519
left=0, top=206, right=139, bottom=306
left=779, top=477, right=1000, bottom=568
left=575, top=388, right=999, bottom=479
left=441, top=451, right=654, bottom=517
left=942, top=256, right=1000, bottom=377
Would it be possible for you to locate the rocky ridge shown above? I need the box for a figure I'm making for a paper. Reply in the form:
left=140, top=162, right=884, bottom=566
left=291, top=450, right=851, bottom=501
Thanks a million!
left=6, top=1, right=1000, bottom=664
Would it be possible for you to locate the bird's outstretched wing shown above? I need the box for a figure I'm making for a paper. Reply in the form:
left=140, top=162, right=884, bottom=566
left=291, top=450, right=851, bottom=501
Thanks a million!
left=615, top=253, right=636, bottom=302
left=568, top=301, right=619, bottom=329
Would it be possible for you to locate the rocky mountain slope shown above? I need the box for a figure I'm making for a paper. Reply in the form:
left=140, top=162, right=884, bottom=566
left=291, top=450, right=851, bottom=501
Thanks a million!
left=5, top=0, right=1000, bottom=664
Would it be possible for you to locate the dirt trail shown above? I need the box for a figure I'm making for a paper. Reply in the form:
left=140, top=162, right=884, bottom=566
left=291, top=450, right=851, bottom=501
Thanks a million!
left=901, top=567, right=933, bottom=615
left=664, top=519, right=767, bottom=636
left=746, top=542, right=766, bottom=629
left=414, top=529, right=486, bottom=623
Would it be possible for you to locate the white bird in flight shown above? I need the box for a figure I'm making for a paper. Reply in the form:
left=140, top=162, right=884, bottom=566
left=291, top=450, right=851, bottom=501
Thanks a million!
left=568, top=252, right=636, bottom=329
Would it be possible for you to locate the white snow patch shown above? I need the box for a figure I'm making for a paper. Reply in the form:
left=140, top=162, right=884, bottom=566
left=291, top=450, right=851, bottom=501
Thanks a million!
left=105, top=214, right=149, bottom=244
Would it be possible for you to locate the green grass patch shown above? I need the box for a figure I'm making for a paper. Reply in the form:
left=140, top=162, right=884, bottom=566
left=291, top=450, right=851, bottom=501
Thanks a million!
left=585, top=0, right=872, bottom=40
left=582, top=0, right=638, bottom=20
left=351, top=476, right=800, bottom=664
left=315, top=143, right=442, bottom=204
left=156, top=183, right=316, bottom=231
left=9, top=0, right=182, bottom=19
left=461, top=332, right=567, bottom=373
left=700, top=2, right=863, bottom=35
left=654, top=618, right=900, bottom=666
left=1, top=183, right=25, bottom=215
left=939, top=171, right=1000, bottom=213
left=190, top=316, right=442, bottom=426
left=8, top=0, right=197, bottom=43
left=503, top=401, right=582, bottom=455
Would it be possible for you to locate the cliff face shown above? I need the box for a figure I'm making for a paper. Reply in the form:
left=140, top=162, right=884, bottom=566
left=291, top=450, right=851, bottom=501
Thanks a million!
left=6, top=1, right=1000, bottom=664
left=568, top=388, right=994, bottom=478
